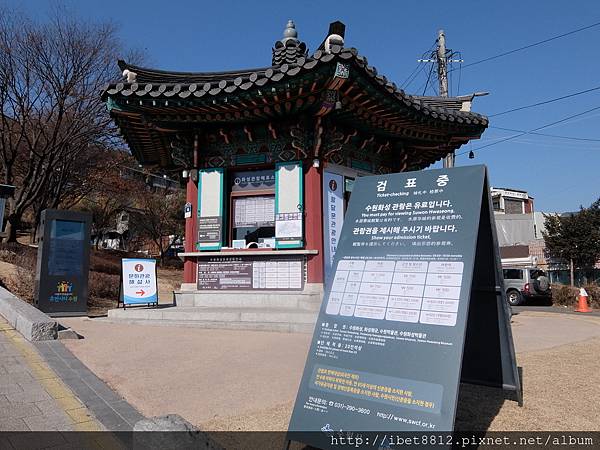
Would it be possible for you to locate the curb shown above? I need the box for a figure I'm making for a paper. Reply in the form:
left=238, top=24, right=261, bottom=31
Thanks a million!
left=0, top=286, right=57, bottom=341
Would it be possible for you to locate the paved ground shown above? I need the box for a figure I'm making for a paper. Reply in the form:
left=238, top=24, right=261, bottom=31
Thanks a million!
left=35, top=341, right=145, bottom=431
left=60, top=317, right=310, bottom=427
left=0, top=316, right=101, bottom=432
left=510, top=309, right=600, bottom=352
left=513, top=304, right=600, bottom=317
left=0, top=315, right=144, bottom=436
left=59, top=309, right=600, bottom=432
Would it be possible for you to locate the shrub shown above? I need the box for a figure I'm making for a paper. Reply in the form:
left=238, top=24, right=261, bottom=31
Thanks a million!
left=550, top=283, right=600, bottom=309
left=161, top=257, right=183, bottom=269
left=88, top=271, right=120, bottom=301
left=5, top=251, right=36, bottom=304
left=0, top=242, right=36, bottom=266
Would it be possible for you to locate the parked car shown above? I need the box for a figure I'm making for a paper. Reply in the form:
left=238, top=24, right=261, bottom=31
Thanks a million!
left=502, top=267, right=552, bottom=306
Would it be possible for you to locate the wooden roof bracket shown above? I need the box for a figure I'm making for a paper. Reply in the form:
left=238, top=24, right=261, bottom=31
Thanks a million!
left=313, top=116, right=323, bottom=158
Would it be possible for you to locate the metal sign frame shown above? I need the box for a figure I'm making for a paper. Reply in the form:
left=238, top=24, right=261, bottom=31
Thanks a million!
left=287, top=166, right=521, bottom=448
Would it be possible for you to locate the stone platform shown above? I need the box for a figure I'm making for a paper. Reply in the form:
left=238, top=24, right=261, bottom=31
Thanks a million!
left=106, top=285, right=323, bottom=333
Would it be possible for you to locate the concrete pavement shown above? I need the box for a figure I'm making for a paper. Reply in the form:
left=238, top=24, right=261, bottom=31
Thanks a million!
left=0, top=316, right=101, bottom=432
left=0, top=314, right=144, bottom=435
left=510, top=309, right=600, bottom=352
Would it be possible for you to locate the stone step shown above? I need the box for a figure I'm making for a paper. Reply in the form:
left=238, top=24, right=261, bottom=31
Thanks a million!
left=101, top=318, right=316, bottom=334
left=175, top=292, right=323, bottom=311
left=106, top=306, right=319, bottom=333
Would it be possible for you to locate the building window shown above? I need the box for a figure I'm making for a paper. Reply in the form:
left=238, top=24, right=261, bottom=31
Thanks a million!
left=504, top=198, right=523, bottom=214
left=232, top=195, right=275, bottom=245
left=229, top=169, right=276, bottom=247
left=492, top=198, right=501, bottom=211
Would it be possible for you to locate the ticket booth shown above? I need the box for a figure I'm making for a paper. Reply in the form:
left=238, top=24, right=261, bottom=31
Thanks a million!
left=102, top=20, right=488, bottom=311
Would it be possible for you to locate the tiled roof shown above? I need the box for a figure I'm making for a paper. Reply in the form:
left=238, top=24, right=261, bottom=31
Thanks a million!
left=104, top=45, right=488, bottom=128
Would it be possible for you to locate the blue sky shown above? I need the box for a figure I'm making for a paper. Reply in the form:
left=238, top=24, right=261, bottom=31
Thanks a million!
left=11, top=1, right=600, bottom=212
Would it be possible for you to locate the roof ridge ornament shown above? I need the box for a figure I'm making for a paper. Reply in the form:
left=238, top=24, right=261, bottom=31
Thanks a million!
left=282, top=20, right=298, bottom=43
left=272, top=19, right=308, bottom=66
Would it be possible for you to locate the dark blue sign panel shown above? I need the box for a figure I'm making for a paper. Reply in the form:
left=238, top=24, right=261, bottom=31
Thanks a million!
left=48, top=220, right=85, bottom=276
left=288, top=165, right=519, bottom=447
left=35, top=210, right=91, bottom=316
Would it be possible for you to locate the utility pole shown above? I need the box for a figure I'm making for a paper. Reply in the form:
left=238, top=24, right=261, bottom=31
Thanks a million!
left=437, top=30, right=455, bottom=168
left=419, top=30, right=463, bottom=168
left=436, top=30, right=448, bottom=98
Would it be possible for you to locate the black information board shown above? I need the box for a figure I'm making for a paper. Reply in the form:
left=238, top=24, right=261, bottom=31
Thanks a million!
left=197, top=216, right=222, bottom=244
left=288, top=166, right=521, bottom=447
left=34, top=209, right=92, bottom=316
left=197, top=256, right=304, bottom=290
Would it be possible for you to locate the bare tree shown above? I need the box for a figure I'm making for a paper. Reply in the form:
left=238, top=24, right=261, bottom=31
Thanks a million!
left=128, top=190, right=186, bottom=265
left=0, top=7, right=127, bottom=241
left=76, top=151, right=139, bottom=249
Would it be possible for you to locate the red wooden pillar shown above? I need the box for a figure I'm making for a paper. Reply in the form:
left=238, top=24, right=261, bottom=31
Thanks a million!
left=183, top=177, right=198, bottom=284
left=304, top=164, right=324, bottom=284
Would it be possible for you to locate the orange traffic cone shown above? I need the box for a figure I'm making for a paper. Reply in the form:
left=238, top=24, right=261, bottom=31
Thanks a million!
left=575, top=288, right=592, bottom=313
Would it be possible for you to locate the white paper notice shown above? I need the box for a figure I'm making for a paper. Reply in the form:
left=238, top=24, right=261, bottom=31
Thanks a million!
left=365, top=260, right=396, bottom=272
left=340, top=304, right=356, bottom=316
left=359, top=282, right=391, bottom=296
left=354, top=306, right=386, bottom=320
left=331, top=280, right=347, bottom=293
left=275, top=219, right=302, bottom=239
left=390, top=283, right=425, bottom=298
left=388, top=295, right=422, bottom=310
left=393, top=272, right=427, bottom=285
left=337, top=260, right=365, bottom=271
left=357, top=294, right=389, bottom=308
left=362, top=271, right=394, bottom=284
left=426, top=273, right=462, bottom=286
left=386, top=308, right=420, bottom=323
left=395, top=261, right=429, bottom=273
left=348, top=270, right=364, bottom=282
left=419, top=311, right=457, bottom=327
left=423, top=285, right=461, bottom=300
left=422, top=298, right=460, bottom=313
left=326, top=293, right=342, bottom=315
left=344, top=281, right=361, bottom=293
left=428, top=261, right=464, bottom=274
left=342, top=293, right=358, bottom=305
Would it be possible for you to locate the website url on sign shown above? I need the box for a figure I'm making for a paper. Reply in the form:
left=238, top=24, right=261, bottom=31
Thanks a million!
left=328, top=433, right=595, bottom=448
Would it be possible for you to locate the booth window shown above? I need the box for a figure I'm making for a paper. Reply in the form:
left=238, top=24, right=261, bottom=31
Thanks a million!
left=229, top=170, right=276, bottom=247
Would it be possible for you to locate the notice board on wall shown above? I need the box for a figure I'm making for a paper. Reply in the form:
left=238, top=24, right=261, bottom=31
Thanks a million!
left=287, top=165, right=521, bottom=448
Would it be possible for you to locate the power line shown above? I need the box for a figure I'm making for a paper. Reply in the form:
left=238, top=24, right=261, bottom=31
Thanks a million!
left=458, top=105, right=600, bottom=156
left=421, top=63, right=435, bottom=95
left=401, top=44, right=437, bottom=89
left=453, top=20, right=600, bottom=70
left=489, top=85, right=600, bottom=117
left=489, top=126, right=600, bottom=142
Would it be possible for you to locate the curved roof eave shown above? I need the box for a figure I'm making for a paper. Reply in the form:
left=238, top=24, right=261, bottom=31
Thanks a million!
left=105, top=46, right=488, bottom=129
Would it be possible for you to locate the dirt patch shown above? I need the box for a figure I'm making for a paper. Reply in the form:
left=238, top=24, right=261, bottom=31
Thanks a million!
left=0, top=243, right=182, bottom=314
left=200, top=337, right=600, bottom=432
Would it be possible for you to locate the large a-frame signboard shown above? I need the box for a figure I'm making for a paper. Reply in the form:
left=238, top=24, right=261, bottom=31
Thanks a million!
left=288, top=165, right=521, bottom=448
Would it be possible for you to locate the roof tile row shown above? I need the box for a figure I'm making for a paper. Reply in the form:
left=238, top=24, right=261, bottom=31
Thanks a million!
left=105, top=47, right=488, bottom=127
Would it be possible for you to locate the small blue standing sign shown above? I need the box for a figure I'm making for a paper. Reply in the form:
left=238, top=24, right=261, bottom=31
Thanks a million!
left=121, top=258, right=158, bottom=306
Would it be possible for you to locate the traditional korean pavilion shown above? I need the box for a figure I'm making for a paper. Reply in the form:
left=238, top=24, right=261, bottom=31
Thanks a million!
left=102, top=21, right=488, bottom=330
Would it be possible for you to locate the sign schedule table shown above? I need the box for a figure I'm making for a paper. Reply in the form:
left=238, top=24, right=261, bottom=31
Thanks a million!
left=326, top=259, right=464, bottom=327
